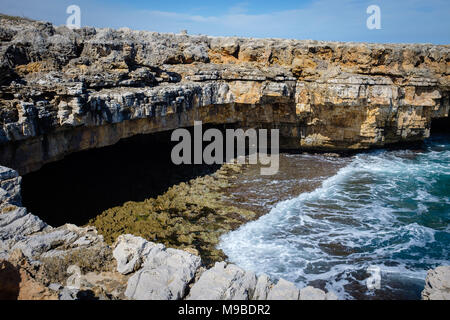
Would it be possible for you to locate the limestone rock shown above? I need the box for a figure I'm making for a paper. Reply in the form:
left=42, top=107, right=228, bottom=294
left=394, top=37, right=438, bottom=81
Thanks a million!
left=113, top=234, right=154, bottom=274
left=124, top=236, right=201, bottom=300
left=0, top=166, right=22, bottom=209
left=0, top=16, right=448, bottom=174
left=299, top=286, right=327, bottom=300
left=253, top=273, right=272, bottom=300
left=267, top=278, right=300, bottom=300
left=187, top=262, right=257, bottom=300
left=422, top=266, right=450, bottom=300
left=58, top=287, right=80, bottom=300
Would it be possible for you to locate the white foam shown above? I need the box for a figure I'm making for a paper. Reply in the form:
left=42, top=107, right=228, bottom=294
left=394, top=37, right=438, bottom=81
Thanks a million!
left=219, top=139, right=450, bottom=299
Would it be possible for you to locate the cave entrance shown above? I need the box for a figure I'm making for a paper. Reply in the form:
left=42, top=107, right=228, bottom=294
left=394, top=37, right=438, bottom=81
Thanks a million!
left=431, top=116, right=450, bottom=135
left=21, top=127, right=226, bottom=227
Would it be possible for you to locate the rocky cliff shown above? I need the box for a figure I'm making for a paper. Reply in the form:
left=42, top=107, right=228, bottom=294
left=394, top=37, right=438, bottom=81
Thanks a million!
left=0, top=14, right=449, bottom=174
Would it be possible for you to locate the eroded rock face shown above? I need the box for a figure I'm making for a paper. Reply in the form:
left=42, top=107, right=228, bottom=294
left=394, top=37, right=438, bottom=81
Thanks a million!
left=0, top=253, right=58, bottom=300
left=1, top=164, right=334, bottom=301
left=187, top=261, right=257, bottom=300
left=113, top=234, right=151, bottom=275
left=124, top=241, right=201, bottom=300
left=422, top=266, right=450, bottom=300
left=0, top=15, right=448, bottom=174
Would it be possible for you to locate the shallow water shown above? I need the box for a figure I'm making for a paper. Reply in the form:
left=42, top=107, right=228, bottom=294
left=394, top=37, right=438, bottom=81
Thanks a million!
left=219, top=135, right=450, bottom=300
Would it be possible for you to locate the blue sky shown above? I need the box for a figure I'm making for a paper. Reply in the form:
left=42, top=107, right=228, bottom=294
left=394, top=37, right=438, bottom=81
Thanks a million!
left=0, top=0, right=449, bottom=44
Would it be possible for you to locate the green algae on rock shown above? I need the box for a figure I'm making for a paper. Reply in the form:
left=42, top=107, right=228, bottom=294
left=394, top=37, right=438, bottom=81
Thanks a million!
left=87, top=163, right=256, bottom=266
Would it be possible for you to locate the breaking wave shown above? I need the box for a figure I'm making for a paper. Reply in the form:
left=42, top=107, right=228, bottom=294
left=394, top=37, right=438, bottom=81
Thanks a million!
left=219, top=135, right=450, bottom=299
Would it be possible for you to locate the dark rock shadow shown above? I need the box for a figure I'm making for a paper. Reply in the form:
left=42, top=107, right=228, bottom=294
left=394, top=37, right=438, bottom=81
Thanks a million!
left=0, top=260, right=21, bottom=300
left=21, top=127, right=223, bottom=227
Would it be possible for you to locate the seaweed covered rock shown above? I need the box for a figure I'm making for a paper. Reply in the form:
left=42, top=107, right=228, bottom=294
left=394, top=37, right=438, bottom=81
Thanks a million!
left=89, top=164, right=256, bottom=266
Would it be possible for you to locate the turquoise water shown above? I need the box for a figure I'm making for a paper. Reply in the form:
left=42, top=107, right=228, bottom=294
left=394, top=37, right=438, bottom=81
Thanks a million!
left=219, top=135, right=450, bottom=299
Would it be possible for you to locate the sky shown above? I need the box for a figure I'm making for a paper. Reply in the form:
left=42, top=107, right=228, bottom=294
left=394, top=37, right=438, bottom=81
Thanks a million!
left=0, top=0, right=449, bottom=44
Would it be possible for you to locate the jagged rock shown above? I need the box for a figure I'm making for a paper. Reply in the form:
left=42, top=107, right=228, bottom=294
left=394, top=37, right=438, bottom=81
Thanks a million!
left=0, top=166, right=22, bottom=209
left=113, top=234, right=154, bottom=274
left=0, top=207, right=47, bottom=240
left=12, top=228, right=81, bottom=260
left=124, top=235, right=201, bottom=300
left=267, top=278, right=300, bottom=300
left=422, top=266, right=450, bottom=300
left=299, top=286, right=327, bottom=300
left=0, top=251, right=58, bottom=300
left=58, top=287, right=80, bottom=300
left=187, top=262, right=257, bottom=300
left=48, top=283, right=63, bottom=291
left=0, top=208, right=47, bottom=259
left=253, top=273, right=272, bottom=300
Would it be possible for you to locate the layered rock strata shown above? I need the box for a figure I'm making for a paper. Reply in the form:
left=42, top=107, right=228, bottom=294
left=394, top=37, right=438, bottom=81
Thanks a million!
left=0, top=14, right=448, bottom=174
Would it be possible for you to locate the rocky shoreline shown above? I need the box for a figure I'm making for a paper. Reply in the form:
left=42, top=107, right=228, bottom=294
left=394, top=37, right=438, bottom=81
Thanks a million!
left=1, top=164, right=449, bottom=300
left=0, top=13, right=449, bottom=300
left=0, top=164, right=338, bottom=300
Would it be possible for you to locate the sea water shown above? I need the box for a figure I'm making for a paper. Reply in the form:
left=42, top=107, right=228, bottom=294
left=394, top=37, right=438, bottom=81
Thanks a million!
left=219, top=135, right=450, bottom=299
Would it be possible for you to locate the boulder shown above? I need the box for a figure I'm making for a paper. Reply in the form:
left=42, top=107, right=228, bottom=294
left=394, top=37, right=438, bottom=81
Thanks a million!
left=422, top=266, right=450, bottom=300
left=113, top=234, right=156, bottom=275
left=267, top=278, right=300, bottom=300
left=299, top=286, right=327, bottom=300
left=124, top=236, right=201, bottom=300
left=187, top=262, right=257, bottom=300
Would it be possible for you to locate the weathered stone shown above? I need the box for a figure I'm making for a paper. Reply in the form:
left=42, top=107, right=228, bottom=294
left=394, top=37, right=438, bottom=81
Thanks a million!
left=267, top=278, right=300, bottom=300
left=422, top=266, right=450, bottom=300
left=326, top=291, right=339, bottom=300
left=299, top=286, right=327, bottom=300
left=0, top=166, right=22, bottom=209
left=0, top=253, right=57, bottom=300
left=0, top=16, right=448, bottom=175
left=113, top=234, right=154, bottom=274
left=58, top=287, right=79, bottom=300
left=187, top=262, right=257, bottom=300
left=253, top=273, right=272, bottom=300
left=124, top=235, right=201, bottom=300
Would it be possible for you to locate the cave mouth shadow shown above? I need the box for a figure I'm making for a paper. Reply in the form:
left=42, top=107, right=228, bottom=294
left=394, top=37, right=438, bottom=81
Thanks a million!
left=21, top=127, right=225, bottom=227
left=431, top=116, right=450, bottom=135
